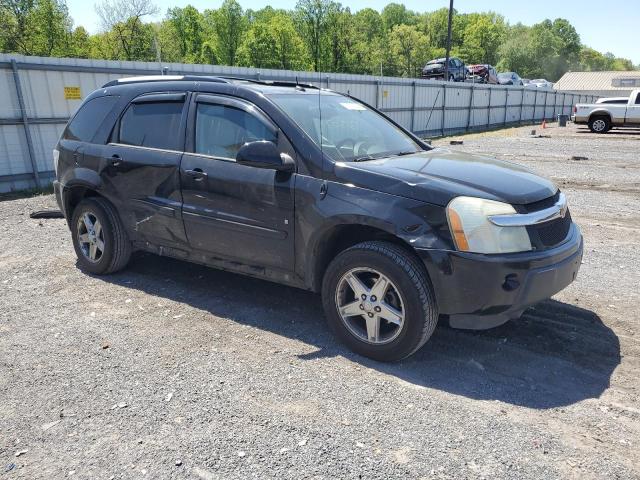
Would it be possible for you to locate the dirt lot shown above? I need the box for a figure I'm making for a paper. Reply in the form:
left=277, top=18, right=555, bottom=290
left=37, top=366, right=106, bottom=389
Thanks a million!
left=1, top=123, right=639, bottom=479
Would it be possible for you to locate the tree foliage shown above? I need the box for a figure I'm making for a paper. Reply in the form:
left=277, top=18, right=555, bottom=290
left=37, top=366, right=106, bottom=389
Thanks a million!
left=1, top=0, right=637, bottom=79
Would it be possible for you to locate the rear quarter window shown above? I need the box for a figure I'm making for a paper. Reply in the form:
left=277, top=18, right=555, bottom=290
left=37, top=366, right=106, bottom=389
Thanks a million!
left=63, top=96, right=119, bottom=142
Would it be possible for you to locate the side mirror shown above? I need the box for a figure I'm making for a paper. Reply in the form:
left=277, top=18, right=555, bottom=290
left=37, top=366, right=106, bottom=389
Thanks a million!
left=236, top=141, right=294, bottom=172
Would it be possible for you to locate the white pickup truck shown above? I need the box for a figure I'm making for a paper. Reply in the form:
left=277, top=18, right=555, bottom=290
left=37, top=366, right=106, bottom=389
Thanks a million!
left=572, top=89, right=640, bottom=133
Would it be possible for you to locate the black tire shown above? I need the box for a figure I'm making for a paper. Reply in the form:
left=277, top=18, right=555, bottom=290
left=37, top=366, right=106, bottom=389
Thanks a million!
left=588, top=115, right=611, bottom=133
left=71, top=197, right=131, bottom=275
left=449, top=74, right=455, bottom=82
left=321, top=241, right=438, bottom=362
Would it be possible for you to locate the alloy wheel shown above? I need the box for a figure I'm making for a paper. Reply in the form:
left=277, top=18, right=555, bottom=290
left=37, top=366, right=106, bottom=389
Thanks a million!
left=335, top=267, right=405, bottom=344
left=76, top=212, right=104, bottom=263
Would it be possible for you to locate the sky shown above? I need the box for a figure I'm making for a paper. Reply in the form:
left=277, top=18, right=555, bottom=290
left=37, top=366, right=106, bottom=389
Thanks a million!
left=68, top=0, right=640, bottom=65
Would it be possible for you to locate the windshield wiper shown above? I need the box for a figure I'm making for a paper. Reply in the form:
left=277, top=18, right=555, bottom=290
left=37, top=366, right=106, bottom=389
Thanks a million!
left=352, top=154, right=381, bottom=162
left=393, top=150, right=420, bottom=157
left=352, top=150, right=420, bottom=162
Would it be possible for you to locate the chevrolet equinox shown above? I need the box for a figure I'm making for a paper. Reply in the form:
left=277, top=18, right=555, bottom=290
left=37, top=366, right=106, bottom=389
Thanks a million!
left=53, top=76, right=583, bottom=361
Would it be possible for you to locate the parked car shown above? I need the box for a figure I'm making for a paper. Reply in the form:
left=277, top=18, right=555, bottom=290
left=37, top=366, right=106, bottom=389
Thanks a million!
left=529, top=79, right=554, bottom=89
left=573, top=89, right=640, bottom=133
left=497, top=72, right=523, bottom=86
left=421, top=57, right=466, bottom=82
left=53, top=75, right=583, bottom=361
left=522, top=78, right=533, bottom=87
left=466, top=64, right=499, bottom=84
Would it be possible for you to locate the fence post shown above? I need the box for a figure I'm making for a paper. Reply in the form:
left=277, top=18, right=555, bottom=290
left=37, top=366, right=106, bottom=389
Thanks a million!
left=503, top=89, right=508, bottom=126
left=543, top=90, right=548, bottom=121
left=410, top=80, right=416, bottom=133
left=441, top=82, right=447, bottom=137
left=375, top=80, right=380, bottom=109
left=518, top=88, right=524, bottom=125
left=11, top=59, right=41, bottom=189
left=532, top=91, right=537, bottom=122
left=466, top=84, right=475, bottom=131
left=552, top=91, right=557, bottom=120
left=487, top=88, right=492, bottom=127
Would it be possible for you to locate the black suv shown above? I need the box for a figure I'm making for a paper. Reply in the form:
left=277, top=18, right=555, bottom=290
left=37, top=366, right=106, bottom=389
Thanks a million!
left=53, top=76, right=583, bottom=361
left=421, top=57, right=466, bottom=82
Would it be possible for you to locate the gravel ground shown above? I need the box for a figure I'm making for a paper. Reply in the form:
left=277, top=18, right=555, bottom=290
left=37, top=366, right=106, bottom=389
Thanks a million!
left=1, top=123, right=639, bottom=479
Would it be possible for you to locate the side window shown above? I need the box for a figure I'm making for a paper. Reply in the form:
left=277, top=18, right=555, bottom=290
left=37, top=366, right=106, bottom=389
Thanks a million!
left=64, top=96, right=119, bottom=142
left=119, top=101, right=184, bottom=150
left=635, top=93, right=640, bottom=105
left=195, top=103, right=276, bottom=159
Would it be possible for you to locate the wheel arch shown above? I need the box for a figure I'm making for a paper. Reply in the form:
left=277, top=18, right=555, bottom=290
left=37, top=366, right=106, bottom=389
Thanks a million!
left=588, top=110, right=612, bottom=123
left=62, top=183, right=103, bottom=227
left=307, top=222, right=423, bottom=293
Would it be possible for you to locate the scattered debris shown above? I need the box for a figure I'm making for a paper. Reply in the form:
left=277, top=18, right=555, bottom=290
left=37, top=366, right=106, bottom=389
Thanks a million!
left=449, top=140, right=463, bottom=145
left=101, top=342, right=110, bottom=350
left=297, top=439, right=308, bottom=447
left=279, top=447, right=289, bottom=454
left=237, top=451, right=246, bottom=458
left=41, top=420, right=62, bottom=431
left=571, top=155, right=589, bottom=161
left=5, top=464, right=15, bottom=473
left=165, top=392, right=174, bottom=402
left=15, top=449, right=28, bottom=457
left=29, top=210, right=64, bottom=219
left=175, top=460, right=182, bottom=467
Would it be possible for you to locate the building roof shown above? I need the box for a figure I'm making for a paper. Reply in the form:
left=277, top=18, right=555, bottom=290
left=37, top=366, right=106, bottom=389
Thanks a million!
left=555, top=71, right=640, bottom=92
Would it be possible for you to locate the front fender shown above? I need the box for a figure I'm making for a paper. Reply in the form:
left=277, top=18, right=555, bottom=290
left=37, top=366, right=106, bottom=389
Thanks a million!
left=293, top=176, right=452, bottom=289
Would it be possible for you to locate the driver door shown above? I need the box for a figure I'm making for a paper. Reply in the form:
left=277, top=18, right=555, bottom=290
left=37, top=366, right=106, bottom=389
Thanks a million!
left=180, top=94, right=295, bottom=271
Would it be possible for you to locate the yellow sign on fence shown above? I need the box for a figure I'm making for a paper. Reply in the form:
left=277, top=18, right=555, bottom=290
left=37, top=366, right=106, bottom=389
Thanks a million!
left=64, top=86, right=82, bottom=100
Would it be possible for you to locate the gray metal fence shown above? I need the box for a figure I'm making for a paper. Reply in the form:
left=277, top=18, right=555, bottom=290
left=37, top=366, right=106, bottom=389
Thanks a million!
left=0, top=53, right=597, bottom=193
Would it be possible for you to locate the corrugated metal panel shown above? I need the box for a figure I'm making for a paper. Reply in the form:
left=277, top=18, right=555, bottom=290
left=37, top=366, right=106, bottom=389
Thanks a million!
left=0, top=53, right=598, bottom=192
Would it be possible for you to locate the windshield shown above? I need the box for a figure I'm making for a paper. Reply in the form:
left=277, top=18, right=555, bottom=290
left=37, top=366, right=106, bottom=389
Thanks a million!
left=268, top=92, right=423, bottom=162
left=498, top=73, right=511, bottom=79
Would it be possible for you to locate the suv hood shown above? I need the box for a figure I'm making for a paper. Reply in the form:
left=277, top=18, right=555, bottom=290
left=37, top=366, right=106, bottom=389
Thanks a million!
left=333, top=149, right=557, bottom=206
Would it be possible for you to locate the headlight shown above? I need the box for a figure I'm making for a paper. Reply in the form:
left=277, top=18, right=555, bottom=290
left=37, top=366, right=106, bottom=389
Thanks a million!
left=446, top=196, right=532, bottom=254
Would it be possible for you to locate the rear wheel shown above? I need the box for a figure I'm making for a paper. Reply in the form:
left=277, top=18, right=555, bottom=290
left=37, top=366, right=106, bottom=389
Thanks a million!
left=71, top=197, right=131, bottom=274
left=588, top=116, right=610, bottom=133
left=322, top=241, right=438, bottom=362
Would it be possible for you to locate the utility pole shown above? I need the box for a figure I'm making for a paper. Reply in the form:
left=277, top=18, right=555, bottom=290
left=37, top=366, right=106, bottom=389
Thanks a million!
left=444, top=0, right=454, bottom=82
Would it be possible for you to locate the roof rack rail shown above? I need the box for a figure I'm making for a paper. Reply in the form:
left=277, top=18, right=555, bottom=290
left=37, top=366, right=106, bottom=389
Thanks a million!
left=219, top=76, right=320, bottom=90
left=101, top=75, right=231, bottom=88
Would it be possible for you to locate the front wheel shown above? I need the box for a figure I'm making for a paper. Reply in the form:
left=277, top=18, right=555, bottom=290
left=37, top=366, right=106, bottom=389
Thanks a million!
left=322, top=241, right=438, bottom=362
left=588, top=116, right=610, bottom=133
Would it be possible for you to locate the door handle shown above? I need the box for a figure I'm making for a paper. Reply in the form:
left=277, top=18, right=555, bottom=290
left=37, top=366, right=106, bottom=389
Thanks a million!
left=110, top=154, right=122, bottom=167
left=184, top=168, right=207, bottom=181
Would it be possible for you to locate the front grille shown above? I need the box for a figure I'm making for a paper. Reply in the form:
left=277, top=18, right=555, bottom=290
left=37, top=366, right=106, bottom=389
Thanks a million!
left=520, top=191, right=572, bottom=249
left=527, top=210, right=572, bottom=248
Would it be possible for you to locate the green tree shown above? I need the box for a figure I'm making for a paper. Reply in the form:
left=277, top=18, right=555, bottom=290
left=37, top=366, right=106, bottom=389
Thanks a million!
left=95, top=0, right=158, bottom=61
left=381, top=2, right=414, bottom=31
left=167, top=5, right=204, bottom=63
left=459, top=13, right=506, bottom=64
left=270, top=12, right=308, bottom=70
left=206, top=0, right=246, bottom=66
left=388, top=24, right=429, bottom=77
left=295, top=0, right=331, bottom=71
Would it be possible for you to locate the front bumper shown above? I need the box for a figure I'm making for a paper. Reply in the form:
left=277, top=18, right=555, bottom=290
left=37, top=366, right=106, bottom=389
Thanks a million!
left=415, top=224, right=583, bottom=329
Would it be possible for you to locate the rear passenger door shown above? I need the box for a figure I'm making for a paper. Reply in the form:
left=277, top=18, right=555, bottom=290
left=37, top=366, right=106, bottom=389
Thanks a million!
left=180, top=94, right=295, bottom=271
left=102, top=93, right=188, bottom=247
